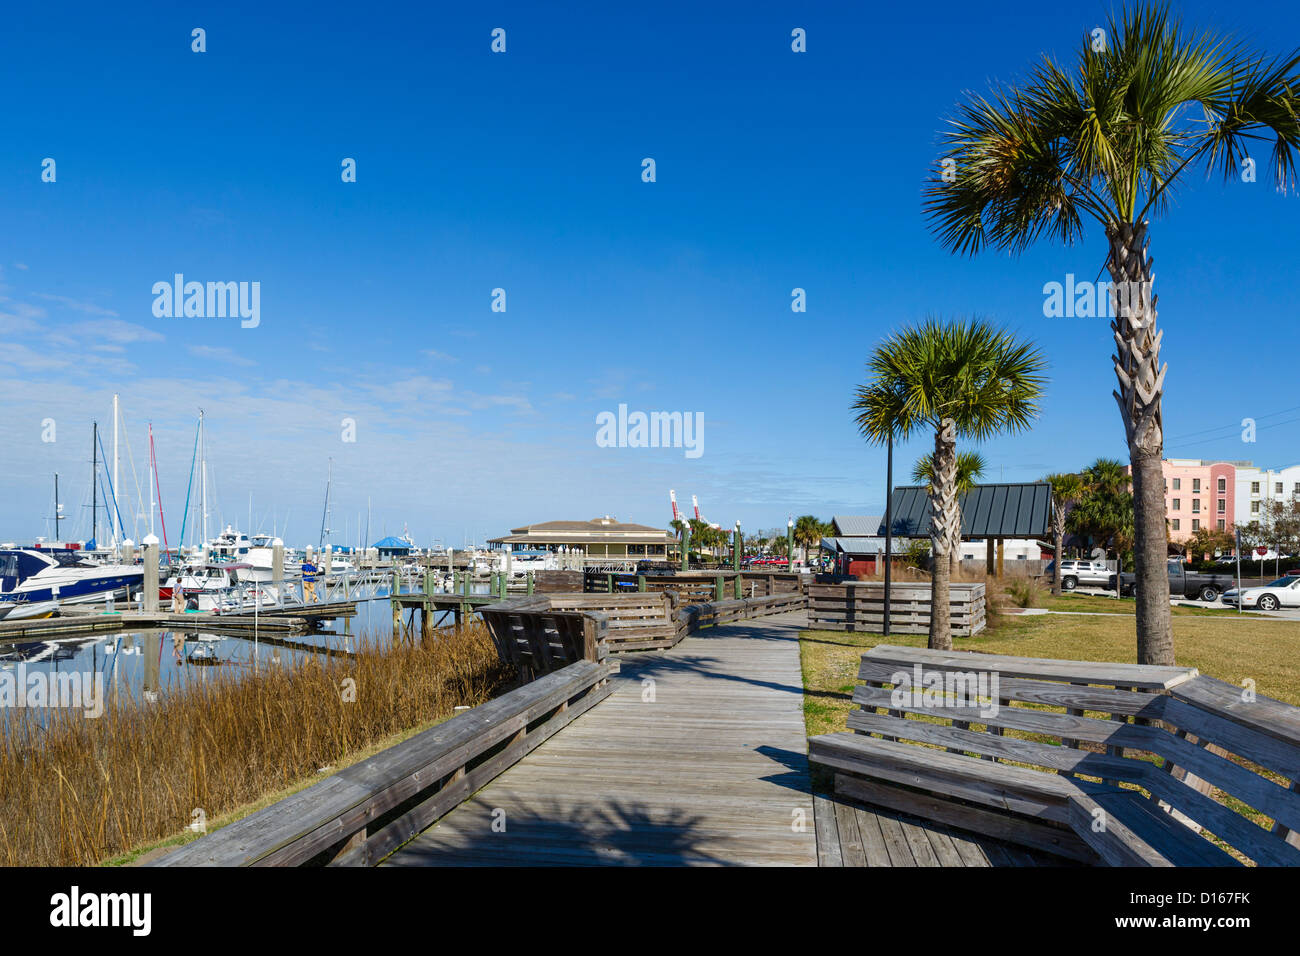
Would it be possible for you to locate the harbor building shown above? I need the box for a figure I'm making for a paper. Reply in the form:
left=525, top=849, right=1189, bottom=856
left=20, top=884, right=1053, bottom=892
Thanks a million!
left=487, top=516, right=672, bottom=561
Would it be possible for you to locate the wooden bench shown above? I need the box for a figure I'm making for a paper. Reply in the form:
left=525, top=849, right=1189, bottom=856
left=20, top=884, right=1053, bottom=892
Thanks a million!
left=808, top=645, right=1300, bottom=866
left=547, top=592, right=678, bottom=651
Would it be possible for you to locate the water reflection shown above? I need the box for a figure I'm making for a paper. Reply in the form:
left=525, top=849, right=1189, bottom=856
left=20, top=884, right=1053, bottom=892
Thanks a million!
left=0, top=595, right=431, bottom=724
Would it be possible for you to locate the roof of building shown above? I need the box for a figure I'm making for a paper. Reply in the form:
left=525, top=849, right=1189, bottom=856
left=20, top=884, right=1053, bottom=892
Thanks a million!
left=373, top=535, right=414, bottom=549
left=488, top=516, right=674, bottom=546
left=820, top=535, right=888, bottom=555
left=831, top=515, right=884, bottom=537
left=880, top=482, right=1053, bottom=539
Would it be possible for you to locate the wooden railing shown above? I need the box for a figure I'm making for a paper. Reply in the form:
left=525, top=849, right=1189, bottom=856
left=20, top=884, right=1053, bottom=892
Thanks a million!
left=150, top=657, right=614, bottom=867
left=671, top=591, right=807, bottom=641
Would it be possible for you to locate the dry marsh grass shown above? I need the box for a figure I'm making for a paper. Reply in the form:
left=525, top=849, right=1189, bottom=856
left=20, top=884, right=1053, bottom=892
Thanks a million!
left=0, top=624, right=512, bottom=867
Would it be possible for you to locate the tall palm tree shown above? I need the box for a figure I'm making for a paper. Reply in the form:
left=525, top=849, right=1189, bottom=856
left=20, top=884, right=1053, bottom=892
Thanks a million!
left=914, top=450, right=988, bottom=574
left=793, top=515, right=824, bottom=567
left=1068, top=458, right=1137, bottom=561
left=923, top=2, right=1300, bottom=664
left=1045, top=471, right=1088, bottom=594
left=853, top=318, right=1046, bottom=650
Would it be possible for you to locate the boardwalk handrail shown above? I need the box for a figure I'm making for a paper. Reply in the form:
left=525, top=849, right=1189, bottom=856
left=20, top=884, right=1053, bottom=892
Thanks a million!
left=150, top=657, right=614, bottom=867
left=673, top=591, right=806, bottom=641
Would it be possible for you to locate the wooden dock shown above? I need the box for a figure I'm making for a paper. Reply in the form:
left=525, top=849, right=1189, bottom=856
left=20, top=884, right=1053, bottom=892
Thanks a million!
left=384, top=611, right=818, bottom=866
left=0, top=600, right=357, bottom=643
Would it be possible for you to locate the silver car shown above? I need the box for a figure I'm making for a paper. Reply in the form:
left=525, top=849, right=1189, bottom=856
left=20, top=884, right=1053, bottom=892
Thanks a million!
left=1045, top=559, right=1113, bottom=590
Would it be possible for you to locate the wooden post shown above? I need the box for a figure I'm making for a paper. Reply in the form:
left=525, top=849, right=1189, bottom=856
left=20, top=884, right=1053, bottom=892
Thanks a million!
left=986, top=538, right=996, bottom=576
left=582, top=616, right=600, bottom=661
left=997, top=538, right=1005, bottom=579
left=637, top=574, right=646, bottom=592
left=272, top=538, right=285, bottom=607
left=734, top=572, right=742, bottom=600
left=526, top=571, right=534, bottom=595
left=606, top=573, right=613, bottom=594
left=141, top=535, right=160, bottom=613
left=715, top=574, right=724, bottom=602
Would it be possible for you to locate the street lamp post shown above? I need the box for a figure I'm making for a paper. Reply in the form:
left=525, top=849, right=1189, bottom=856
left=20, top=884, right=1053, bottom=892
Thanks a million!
left=733, top=520, right=742, bottom=598
left=884, top=430, right=894, bottom=637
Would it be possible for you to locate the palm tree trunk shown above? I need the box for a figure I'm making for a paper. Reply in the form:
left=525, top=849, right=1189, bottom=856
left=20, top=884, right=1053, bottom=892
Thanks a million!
left=1108, top=221, right=1175, bottom=666
left=928, top=419, right=958, bottom=650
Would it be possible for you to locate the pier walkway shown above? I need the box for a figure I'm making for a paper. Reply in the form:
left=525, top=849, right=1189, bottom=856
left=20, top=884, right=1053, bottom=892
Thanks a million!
left=385, top=611, right=818, bottom=866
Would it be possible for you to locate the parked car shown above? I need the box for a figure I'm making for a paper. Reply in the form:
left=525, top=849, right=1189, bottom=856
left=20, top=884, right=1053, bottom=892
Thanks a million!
left=1109, top=561, right=1237, bottom=602
left=1222, top=575, right=1300, bottom=610
left=1041, top=559, right=1113, bottom=590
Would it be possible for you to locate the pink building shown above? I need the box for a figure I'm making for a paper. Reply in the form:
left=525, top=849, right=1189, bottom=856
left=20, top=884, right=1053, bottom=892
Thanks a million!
left=1160, top=458, right=1239, bottom=545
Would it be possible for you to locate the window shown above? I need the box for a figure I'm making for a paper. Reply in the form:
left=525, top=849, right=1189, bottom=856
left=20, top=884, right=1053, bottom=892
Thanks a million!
left=1172, top=519, right=1181, bottom=531
left=1252, top=482, right=1261, bottom=494
left=1294, top=482, right=1300, bottom=495
left=1172, top=498, right=1181, bottom=511
left=1252, top=501, right=1261, bottom=514
left=1192, top=499, right=1200, bottom=513
left=1172, top=478, right=1181, bottom=490
left=628, top=544, right=646, bottom=555
left=1218, top=478, right=1226, bottom=492
left=1192, top=478, right=1201, bottom=492
left=1277, top=482, right=1285, bottom=495
left=1217, top=498, right=1225, bottom=514
left=1192, top=519, right=1200, bottom=532
left=1217, top=519, right=1225, bottom=531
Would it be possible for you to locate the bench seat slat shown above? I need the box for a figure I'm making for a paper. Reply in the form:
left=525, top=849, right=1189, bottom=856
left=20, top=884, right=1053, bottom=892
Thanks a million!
left=857, top=661, right=1168, bottom=718
left=846, top=710, right=1153, bottom=785
left=863, top=644, right=1198, bottom=690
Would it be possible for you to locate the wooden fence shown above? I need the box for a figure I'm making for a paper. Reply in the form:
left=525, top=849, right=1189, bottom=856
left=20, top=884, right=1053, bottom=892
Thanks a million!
left=149, top=657, right=614, bottom=867
left=584, top=569, right=805, bottom=603
left=807, top=581, right=986, bottom=636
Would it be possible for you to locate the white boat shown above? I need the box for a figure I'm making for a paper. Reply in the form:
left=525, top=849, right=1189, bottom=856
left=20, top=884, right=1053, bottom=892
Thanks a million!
left=0, top=599, right=59, bottom=621
left=162, top=562, right=275, bottom=612
left=0, top=548, right=142, bottom=606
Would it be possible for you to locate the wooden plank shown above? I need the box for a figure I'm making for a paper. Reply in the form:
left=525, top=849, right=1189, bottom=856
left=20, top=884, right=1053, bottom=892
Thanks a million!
left=851, top=805, right=893, bottom=867
left=863, top=644, right=1197, bottom=690
left=834, top=774, right=1094, bottom=863
left=813, top=795, right=843, bottom=867
left=832, top=799, right=867, bottom=867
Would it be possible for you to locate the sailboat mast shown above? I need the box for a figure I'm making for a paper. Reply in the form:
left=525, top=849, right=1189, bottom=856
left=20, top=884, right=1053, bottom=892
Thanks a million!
left=318, top=457, right=332, bottom=551
left=199, top=409, right=208, bottom=551
left=112, top=393, right=119, bottom=539
left=92, top=422, right=98, bottom=544
left=54, top=473, right=63, bottom=542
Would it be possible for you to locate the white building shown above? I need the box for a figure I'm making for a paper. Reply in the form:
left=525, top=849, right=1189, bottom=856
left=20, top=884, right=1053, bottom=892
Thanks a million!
left=1234, top=463, right=1300, bottom=526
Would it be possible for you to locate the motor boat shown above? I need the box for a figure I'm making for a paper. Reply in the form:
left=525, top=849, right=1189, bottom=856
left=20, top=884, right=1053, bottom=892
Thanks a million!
left=0, top=548, right=142, bottom=607
left=162, top=563, right=274, bottom=612
left=0, top=599, right=59, bottom=621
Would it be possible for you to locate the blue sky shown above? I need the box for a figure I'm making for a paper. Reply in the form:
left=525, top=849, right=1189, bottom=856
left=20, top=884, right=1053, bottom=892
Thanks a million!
left=2, top=0, right=1298, bottom=548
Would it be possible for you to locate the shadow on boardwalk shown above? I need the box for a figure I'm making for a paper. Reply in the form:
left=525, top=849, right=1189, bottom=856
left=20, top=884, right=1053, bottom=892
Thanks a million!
left=386, top=798, right=735, bottom=866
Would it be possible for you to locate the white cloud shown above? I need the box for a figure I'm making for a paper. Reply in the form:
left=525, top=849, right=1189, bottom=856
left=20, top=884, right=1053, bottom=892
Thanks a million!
left=187, top=345, right=255, bottom=366
left=34, top=293, right=119, bottom=317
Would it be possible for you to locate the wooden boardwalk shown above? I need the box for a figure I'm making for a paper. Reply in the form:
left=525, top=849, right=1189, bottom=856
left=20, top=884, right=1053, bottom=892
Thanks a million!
left=813, top=793, right=1070, bottom=866
left=385, top=611, right=818, bottom=866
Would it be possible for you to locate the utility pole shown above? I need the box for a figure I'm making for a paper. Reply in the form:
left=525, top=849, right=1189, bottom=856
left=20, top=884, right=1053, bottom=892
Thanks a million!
left=884, top=430, right=894, bottom=637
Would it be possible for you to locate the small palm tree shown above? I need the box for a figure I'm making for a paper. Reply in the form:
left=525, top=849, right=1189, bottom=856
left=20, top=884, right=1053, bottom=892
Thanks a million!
left=793, top=515, right=824, bottom=567
left=854, top=318, right=1046, bottom=650
left=923, top=1, right=1300, bottom=663
left=914, top=450, right=987, bottom=574
left=1045, top=472, right=1088, bottom=594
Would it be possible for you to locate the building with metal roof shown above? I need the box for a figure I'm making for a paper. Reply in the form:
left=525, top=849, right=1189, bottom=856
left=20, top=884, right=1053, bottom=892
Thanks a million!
left=831, top=515, right=884, bottom=537
left=879, top=482, right=1054, bottom=574
left=487, top=516, right=672, bottom=559
left=879, top=482, right=1053, bottom=539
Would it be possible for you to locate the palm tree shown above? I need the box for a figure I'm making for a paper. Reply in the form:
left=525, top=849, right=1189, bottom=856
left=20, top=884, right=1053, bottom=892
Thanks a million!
left=793, top=515, right=825, bottom=567
left=853, top=318, right=1046, bottom=650
left=923, top=2, right=1300, bottom=664
left=914, top=450, right=987, bottom=574
left=1045, top=472, right=1088, bottom=594
left=1068, top=458, right=1137, bottom=561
